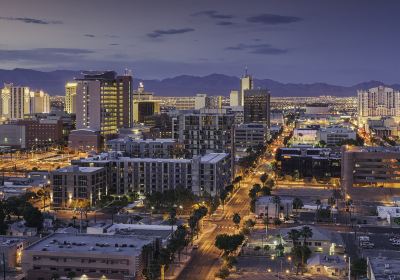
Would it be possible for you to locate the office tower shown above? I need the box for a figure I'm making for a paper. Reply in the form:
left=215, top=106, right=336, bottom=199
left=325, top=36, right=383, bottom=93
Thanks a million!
left=9, top=85, right=31, bottom=120
left=194, top=93, right=210, bottom=109
left=75, top=71, right=133, bottom=137
left=65, top=82, right=77, bottom=114
left=30, top=90, right=50, bottom=114
left=357, top=86, right=400, bottom=126
left=133, top=83, right=160, bottom=123
left=235, top=123, right=269, bottom=157
left=243, top=89, right=271, bottom=127
left=239, top=71, right=253, bottom=106
left=209, top=95, right=222, bottom=109
left=0, top=83, right=11, bottom=118
left=230, top=90, right=239, bottom=107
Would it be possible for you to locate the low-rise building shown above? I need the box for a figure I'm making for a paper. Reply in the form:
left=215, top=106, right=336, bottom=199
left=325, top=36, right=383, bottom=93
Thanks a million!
left=317, top=126, right=356, bottom=146
left=255, top=196, right=293, bottom=220
left=341, top=146, right=400, bottom=199
left=292, top=127, right=319, bottom=145
left=276, top=147, right=341, bottom=179
left=50, top=165, right=106, bottom=209
left=7, top=221, right=37, bottom=237
left=22, top=233, right=155, bottom=280
left=307, top=254, right=347, bottom=277
left=367, top=254, right=400, bottom=280
left=68, top=129, right=103, bottom=153
left=0, top=236, right=29, bottom=271
left=278, top=225, right=345, bottom=255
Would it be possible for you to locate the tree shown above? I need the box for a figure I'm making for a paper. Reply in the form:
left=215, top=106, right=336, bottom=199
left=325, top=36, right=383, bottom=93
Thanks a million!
left=272, top=196, right=281, bottom=219
left=232, top=213, right=241, bottom=228
left=244, top=219, right=256, bottom=228
left=315, top=199, right=321, bottom=222
left=168, top=208, right=177, bottom=236
left=318, top=140, right=326, bottom=148
left=260, top=173, right=268, bottom=187
left=215, top=234, right=244, bottom=257
left=300, top=226, right=313, bottom=245
left=260, top=186, right=271, bottom=196
left=0, top=202, right=8, bottom=235
left=23, top=205, right=43, bottom=231
left=215, top=266, right=230, bottom=279
left=265, top=179, right=275, bottom=189
left=291, top=245, right=312, bottom=275
left=292, top=197, right=304, bottom=213
left=225, top=184, right=234, bottom=193
left=37, top=187, right=50, bottom=211
left=351, top=258, right=367, bottom=279
left=275, top=243, right=284, bottom=257
left=219, top=190, right=228, bottom=210
left=288, top=229, right=301, bottom=246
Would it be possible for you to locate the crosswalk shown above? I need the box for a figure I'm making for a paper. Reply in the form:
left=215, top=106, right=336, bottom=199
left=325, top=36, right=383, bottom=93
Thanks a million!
left=216, top=225, right=237, bottom=230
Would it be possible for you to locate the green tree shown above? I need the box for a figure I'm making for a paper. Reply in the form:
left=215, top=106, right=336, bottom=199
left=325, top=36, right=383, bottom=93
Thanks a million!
left=260, top=186, right=271, bottom=196
left=351, top=258, right=367, bottom=280
left=260, top=173, right=268, bottom=187
left=272, top=195, right=281, bottom=219
left=215, top=234, right=244, bottom=257
left=292, top=197, right=304, bottom=213
left=232, top=213, right=241, bottom=228
left=288, top=229, right=301, bottom=246
left=291, top=245, right=312, bottom=274
left=219, top=190, right=228, bottom=210
left=300, top=226, right=313, bottom=245
left=23, top=205, right=43, bottom=231
left=244, top=219, right=256, bottom=228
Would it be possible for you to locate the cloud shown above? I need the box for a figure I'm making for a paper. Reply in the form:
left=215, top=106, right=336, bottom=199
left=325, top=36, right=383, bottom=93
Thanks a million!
left=0, top=16, right=62, bottom=25
left=216, top=21, right=234, bottom=26
left=84, top=34, right=95, bottom=38
left=246, top=14, right=301, bottom=25
left=225, top=43, right=287, bottom=55
left=109, top=43, right=120, bottom=46
left=147, top=28, right=195, bottom=38
left=0, top=48, right=94, bottom=63
left=191, top=10, right=233, bottom=19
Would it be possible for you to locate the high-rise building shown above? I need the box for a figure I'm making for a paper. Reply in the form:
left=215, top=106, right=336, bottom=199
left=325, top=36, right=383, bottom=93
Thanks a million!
left=75, top=71, right=133, bottom=137
left=29, top=90, right=50, bottom=114
left=243, top=89, right=271, bottom=126
left=357, top=86, right=400, bottom=126
left=194, top=93, right=210, bottom=109
left=172, top=108, right=235, bottom=157
left=239, top=71, right=253, bottom=106
left=132, top=83, right=160, bottom=123
left=65, top=82, right=77, bottom=114
left=0, top=83, right=11, bottom=118
left=9, top=85, right=31, bottom=120
left=229, top=90, right=239, bottom=107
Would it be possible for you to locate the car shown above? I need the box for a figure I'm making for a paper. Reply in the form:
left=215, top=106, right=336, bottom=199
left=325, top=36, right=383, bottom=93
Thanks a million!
left=193, top=244, right=199, bottom=249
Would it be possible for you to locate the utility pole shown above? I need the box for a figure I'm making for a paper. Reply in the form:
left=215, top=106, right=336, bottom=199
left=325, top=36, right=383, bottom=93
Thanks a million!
left=2, top=252, right=6, bottom=280
left=348, top=256, right=351, bottom=280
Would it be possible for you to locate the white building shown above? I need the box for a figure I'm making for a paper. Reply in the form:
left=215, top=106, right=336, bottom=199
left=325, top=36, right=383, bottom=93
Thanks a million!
left=255, top=196, right=293, bottom=220
left=317, top=126, right=356, bottom=146
left=9, top=85, right=31, bottom=120
left=194, top=93, right=209, bottom=109
left=239, top=73, right=253, bottom=106
left=292, top=128, right=319, bottom=145
left=377, top=206, right=400, bottom=223
left=107, top=137, right=177, bottom=158
left=358, top=86, right=400, bottom=126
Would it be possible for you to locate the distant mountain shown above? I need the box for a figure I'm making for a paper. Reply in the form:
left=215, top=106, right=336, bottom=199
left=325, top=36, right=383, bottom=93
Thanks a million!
left=0, top=68, right=399, bottom=97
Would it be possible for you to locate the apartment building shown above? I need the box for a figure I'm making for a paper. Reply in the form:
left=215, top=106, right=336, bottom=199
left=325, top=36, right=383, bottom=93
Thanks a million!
left=107, top=137, right=177, bottom=158
left=50, top=165, right=106, bottom=208
left=22, top=233, right=154, bottom=280
left=72, top=152, right=231, bottom=196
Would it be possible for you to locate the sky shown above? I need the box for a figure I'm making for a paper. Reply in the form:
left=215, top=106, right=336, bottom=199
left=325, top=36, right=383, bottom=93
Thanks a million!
left=0, top=0, right=399, bottom=85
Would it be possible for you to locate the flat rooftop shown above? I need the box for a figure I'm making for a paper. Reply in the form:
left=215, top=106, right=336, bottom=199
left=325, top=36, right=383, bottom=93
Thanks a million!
left=0, top=236, right=26, bottom=248
left=367, top=254, right=400, bottom=280
left=54, top=166, right=104, bottom=173
left=25, top=233, right=153, bottom=256
left=200, top=153, right=228, bottom=164
left=108, top=138, right=175, bottom=144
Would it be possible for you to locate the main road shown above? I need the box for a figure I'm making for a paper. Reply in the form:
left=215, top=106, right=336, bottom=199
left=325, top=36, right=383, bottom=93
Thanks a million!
left=178, top=125, right=291, bottom=280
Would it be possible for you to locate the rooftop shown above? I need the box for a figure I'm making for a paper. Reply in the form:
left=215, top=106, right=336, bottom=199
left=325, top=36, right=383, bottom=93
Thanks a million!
left=0, top=236, right=27, bottom=248
left=25, top=233, right=153, bottom=256
left=367, top=254, right=400, bottom=280
left=108, top=137, right=175, bottom=144
left=53, top=165, right=104, bottom=173
left=200, top=153, right=229, bottom=164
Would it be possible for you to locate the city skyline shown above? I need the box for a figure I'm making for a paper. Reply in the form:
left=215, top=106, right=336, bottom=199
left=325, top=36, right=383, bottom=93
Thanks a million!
left=0, top=0, right=400, bottom=85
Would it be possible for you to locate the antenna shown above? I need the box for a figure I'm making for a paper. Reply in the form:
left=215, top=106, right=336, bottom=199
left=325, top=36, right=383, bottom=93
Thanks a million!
left=244, top=66, right=248, bottom=77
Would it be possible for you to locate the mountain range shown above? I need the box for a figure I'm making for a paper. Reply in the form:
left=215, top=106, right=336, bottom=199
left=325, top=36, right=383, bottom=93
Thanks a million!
left=0, top=68, right=399, bottom=97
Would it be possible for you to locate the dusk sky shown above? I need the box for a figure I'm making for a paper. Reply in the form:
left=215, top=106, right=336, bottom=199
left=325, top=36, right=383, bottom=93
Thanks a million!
left=1, top=0, right=400, bottom=85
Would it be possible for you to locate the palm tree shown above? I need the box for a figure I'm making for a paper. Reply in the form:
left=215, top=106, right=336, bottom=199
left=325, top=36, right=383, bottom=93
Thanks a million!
left=292, top=197, right=304, bottom=213
left=300, top=226, right=313, bottom=245
left=287, top=229, right=301, bottom=246
left=260, top=173, right=268, bottom=187
left=315, top=199, right=321, bottom=222
left=272, top=196, right=281, bottom=219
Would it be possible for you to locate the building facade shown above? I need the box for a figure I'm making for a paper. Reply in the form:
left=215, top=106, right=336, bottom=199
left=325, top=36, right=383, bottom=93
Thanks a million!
left=75, top=71, right=133, bottom=137
left=107, top=138, right=177, bottom=158
left=65, top=82, right=77, bottom=114
left=243, top=89, right=271, bottom=127
left=358, top=86, right=400, bottom=126
left=72, top=152, right=231, bottom=196
left=50, top=165, right=106, bottom=208
left=30, top=90, right=50, bottom=114
left=235, top=123, right=269, bottom=157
